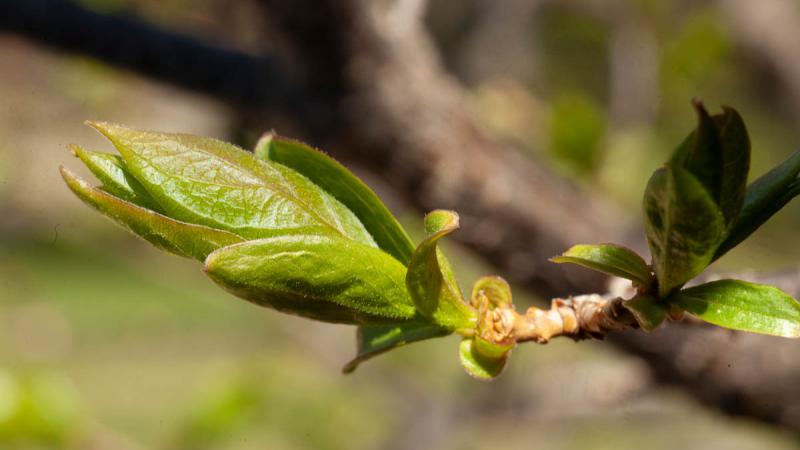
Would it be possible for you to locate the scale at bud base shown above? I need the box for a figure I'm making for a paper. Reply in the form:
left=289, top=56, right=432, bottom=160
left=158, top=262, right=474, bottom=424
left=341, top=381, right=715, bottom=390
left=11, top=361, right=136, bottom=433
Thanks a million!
left=459, top=276, right=516, bottom=380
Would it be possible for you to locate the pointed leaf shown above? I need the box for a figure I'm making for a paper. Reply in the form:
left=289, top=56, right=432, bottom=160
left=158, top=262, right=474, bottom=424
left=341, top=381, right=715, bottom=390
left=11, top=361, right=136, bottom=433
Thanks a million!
left=643, top=166, right=726, bottom=297
left=61, top=167, right=243, bottom=260
left=406, top=210, right=475, bottom=330
left=714, top=106, right=750, bottom=226
left=623, top=295, right=667, bottom=331
left=342, top=322, right=450, bottom=373
left=458, top=338, right=507, bottom=380
left=255, top=133, right=416, bottom=264
left=551, top=243, right=652, bottom=289
left=671, top=279, right=800, bottom=337
left=70, top=144, right=162, bottom=211
left=203, top=235, right=417, bottom=325
left=671, top=101, right=723, bottom=197
left=670, top=103, right=750, bottom=225
left=715, top=151, right=800, bottom=259
left=88, top=122, right=375, bottom=244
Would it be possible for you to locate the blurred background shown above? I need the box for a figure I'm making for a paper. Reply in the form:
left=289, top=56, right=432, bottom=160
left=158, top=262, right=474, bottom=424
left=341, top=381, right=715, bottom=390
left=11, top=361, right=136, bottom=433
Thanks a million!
left=2, top=0, right=800, bottom=448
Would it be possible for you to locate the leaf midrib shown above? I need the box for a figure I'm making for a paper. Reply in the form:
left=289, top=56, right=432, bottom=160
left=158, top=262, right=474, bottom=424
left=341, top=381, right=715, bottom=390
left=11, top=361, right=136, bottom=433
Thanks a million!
left=130, top=145, right=357, bottom=240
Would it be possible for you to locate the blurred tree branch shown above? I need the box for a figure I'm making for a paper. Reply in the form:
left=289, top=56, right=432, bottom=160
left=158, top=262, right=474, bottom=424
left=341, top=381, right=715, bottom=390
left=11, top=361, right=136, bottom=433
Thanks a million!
left=0, top=0, right=295, bottom=108
left=719, top=0, right=800, bottom=116
left=5, top=0, right=800, bottom=433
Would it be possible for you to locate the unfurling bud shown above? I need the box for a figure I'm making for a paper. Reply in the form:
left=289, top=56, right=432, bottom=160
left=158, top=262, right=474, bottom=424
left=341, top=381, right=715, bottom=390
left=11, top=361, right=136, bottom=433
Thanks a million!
left=60, top=122, right=480, bottom=373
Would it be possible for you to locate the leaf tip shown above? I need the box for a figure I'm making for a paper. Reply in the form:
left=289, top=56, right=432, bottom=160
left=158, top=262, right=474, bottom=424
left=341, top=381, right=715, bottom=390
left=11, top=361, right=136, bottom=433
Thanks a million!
left=253, top=131, right=276, bottom=160
left=85, top=121, right=128, bottom=144
left=423, top=209, right=459, bottom=236
left=341, top=360, right=358, bottom=375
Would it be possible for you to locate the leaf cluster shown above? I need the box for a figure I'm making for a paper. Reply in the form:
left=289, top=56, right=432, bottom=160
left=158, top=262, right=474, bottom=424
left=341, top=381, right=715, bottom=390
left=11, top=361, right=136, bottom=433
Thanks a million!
left=553, top=101, right=800, bottom=336
left=61, top=124, right=504, bottom=376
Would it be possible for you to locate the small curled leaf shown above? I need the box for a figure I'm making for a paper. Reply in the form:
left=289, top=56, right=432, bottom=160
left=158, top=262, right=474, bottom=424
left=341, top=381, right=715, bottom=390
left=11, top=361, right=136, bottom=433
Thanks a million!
left=471, top=276, right=513, bottom=309
left=406, top=210, right=475, bottom=330
left=623, top=295, right=667, bottom=331
left=458, top=338, right=507, bottom=381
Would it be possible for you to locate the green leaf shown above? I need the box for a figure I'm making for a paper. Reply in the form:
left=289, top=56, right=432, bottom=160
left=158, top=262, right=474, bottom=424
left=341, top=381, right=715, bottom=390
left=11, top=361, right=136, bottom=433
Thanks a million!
left=255, top=132, right=416, bottom=264
left=623, top=295, right=667, bottom=331
left=671, top=279, right=800, bottom=337
left=458, top=338, right=507, bottom=380
left=87, top=122, right=376, bottom=245
left=471, top=276, right=513, bottom=308
left=643, top=165, right=726, bottom=297
left=342, top=322, right=450, bottom=374
left=60, top=167, right=244, bottom=260
left=203, top=235, right=417, bottom=325
left=715, top=150, right=800, bottom=259
left=713, top=106, right=750, bottom=225
left=671, top=103, right=750, bottom=225
left=70, top=144, right=162, bottom=211
left=550, top=244, right=652, bottom=289
left=406, top=210, right=476, bottom=330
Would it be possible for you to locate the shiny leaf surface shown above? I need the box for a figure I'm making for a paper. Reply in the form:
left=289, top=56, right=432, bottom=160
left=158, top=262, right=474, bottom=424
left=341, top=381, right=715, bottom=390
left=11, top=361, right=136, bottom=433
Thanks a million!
left=255, top=133, right=415, bottom=264
left=88, top=122, right=375, bottom=244
left=61, top=167, right=243, bottom=260
left=672, top=279, right=800, bottom=337
left=203, top=235, right=417, bottom=324
left=551, top=243, right=652, bottom=289
left=643, top=166, right=725, bottom=297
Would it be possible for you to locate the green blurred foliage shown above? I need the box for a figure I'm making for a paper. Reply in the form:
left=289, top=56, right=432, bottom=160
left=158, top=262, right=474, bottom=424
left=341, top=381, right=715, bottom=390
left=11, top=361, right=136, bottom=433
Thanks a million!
left=537, top=7, right=610, bottom=101
left=0, top=370, right=84, bottom=447
left=548, top=92, right=607, bottom=176
left=660, top=10, right=732, bottom=102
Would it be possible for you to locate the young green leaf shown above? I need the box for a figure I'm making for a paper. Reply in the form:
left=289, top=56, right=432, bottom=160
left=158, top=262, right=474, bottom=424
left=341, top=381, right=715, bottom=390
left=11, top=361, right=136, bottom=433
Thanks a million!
left=670, top=102, right=723, bottom=195
left=254, top=133, right=416, bottom=264
left=342, top=322, right=450, bottom=374
left=671, top=279, right=800, bottom=337
left=88, top=122, right=376, bottom=245
left=715, top=150, right=800, bottom=260
left=203, top=235, right=417, bottom=325
left=405, top=210, right=476, bottom=330
left=458, top=338, right=507, bottom=380
left=713, top=107, right=750, bottom=225
left=623, top=295, right=667, bottom=331
left=61, top=167, right=244, bottom=260
left=70, top=144, right=162, bottom=211
left=550, top=244, right=652, bottom=289
left=644, top=165, right=726, bottom=297
left=670, top=103, right=750, bottom=226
